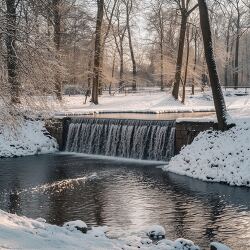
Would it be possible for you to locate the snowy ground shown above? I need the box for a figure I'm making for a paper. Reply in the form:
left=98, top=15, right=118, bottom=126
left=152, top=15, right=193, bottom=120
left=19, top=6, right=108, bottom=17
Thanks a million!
left=0, top=209, right=231, bottom=250
left=53, top=89, right=250, bottom=117
left=0, top=120, right=58, bottom=158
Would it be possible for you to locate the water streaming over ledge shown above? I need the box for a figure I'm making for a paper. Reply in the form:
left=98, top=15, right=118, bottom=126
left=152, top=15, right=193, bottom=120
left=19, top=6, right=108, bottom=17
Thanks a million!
left=64, top=118, right=176, bottom=161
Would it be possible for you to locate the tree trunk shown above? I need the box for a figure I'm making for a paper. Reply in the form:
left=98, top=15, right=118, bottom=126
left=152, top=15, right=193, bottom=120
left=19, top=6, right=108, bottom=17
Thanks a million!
left=53, top=0, right=62, bottom=101
left=172, top=12, right=188, bottom=99
left=98, top=49, right=104, bottom=95
left=160, top=41, right=164, bottom=91
left=111, top=50, right=116, bottom=79
left=234, top=11, right=240, bottom=89
left=119, top=44, right=124, bottom=89
left=229, top=38, right=234, bottom=84
left=92, top=0, right=104, bottom=105
left=246, top=34, right=250, bottom=84
left=224, top=15, right=232, bottom=87
left=126, top=4, right=136, bottom=92
left=182, top=25, right=190, bottom=104
left=198, top=0, right=232, bottom=131
left=241, top=52, right=244, bottom=84
left=127, top=26, right=136, bottom=91
left=192, top=29, right=198, bottom=95
left=87, top=50, right=93, bottom=89
left=160, top=11, right=164, bottom=92
left=6, top=0, right=20, bottom=104
left=99, top=0, right=117, bottom=95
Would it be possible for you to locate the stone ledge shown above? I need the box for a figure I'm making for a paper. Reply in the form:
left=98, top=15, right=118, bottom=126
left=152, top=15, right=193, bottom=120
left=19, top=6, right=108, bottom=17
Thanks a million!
left=45, top=118, right=216, bottom=157
left=175, top=121, right=216, bottom=154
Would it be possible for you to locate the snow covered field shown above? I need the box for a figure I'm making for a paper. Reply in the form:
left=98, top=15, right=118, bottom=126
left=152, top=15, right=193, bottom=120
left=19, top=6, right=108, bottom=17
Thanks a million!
left=0, top=120, right=58, bottom=158
left=0, top=209, right=231, bottom=250
left=54, top=90, right=250, bottom=118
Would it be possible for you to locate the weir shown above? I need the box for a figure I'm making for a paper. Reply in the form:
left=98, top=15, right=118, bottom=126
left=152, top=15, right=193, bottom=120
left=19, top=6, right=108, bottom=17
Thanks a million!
left=63, top=118, right=176, bottom=161
left=46, top=116, right=215, bottom=161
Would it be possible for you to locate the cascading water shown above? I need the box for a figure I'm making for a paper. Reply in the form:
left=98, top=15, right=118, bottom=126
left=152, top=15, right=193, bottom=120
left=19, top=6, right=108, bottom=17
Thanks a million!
left=64, top=118, right=175, bottom=161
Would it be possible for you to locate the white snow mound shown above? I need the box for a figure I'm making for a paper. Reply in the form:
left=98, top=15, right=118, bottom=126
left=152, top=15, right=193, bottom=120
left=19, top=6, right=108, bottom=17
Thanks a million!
left=0, top=120, right=58, bottom=157
left=163, top=119, right=250, bottom=187
left=147, top=225, right=166, bottom=237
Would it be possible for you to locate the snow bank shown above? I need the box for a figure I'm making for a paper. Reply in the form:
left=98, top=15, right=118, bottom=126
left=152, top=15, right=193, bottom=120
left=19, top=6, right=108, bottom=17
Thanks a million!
left=0, top=210, right=122, bottom=250
left=0, top=209, right=213, bottom=250
left=0, top=120, right=58, bottom=158
left=162, top=119, right=250, bottom=187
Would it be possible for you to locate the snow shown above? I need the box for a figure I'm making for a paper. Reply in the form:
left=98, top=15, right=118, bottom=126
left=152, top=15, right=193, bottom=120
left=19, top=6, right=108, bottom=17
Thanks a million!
left=63, top=220, right=88, bottom=233
left=0, top=120, right=58, bottom=158
left=53, top=90, right=250, bottom=117
left=0, top=209, right=206, bottom=250
left=162, top=118, right=250, bottom=187
left=173, top=238, right=200, bottom=250
left=0, top=209, right=122, bottom=250
left=147, top=225, right=166, bottom=238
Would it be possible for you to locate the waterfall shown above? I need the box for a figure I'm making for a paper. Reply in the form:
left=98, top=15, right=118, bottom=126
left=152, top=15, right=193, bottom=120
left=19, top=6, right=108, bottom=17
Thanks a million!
left=64, top=118, right=175, bottom=161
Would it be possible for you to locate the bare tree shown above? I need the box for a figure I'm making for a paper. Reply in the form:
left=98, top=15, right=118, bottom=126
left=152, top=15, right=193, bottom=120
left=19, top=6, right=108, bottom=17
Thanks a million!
left=99, top=0, right=118, bottom=94
left=5, top=0, right=20, bottom=104
left=228, top=0, right=247, bottom=89
left=172, top=0, right=198, bottom=100
left=123, top=0, right=137, bottom=91
left=147, top=0, right=165, bottom=91
left=92, top=0, right=104, bottom=104
left=224, top=8, right=234, bottom=87
left=198, top=0, right=233, bottom=130
left=182, top=24, right=190, bottom=104
left=112, top=2, right=127, bottom=89
left=52, top=0, right=63, bottom=100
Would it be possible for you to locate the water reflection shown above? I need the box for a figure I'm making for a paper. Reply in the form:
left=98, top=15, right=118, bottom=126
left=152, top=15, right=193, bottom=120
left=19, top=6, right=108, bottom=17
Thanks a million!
left=0, top=154, right=250, bottom=248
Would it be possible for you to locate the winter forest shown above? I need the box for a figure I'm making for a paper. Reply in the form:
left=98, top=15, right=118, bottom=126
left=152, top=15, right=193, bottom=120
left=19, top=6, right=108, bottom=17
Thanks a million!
left=0, top=0, right=249, bottom=113
left=1, top=0, right=250, bottom=249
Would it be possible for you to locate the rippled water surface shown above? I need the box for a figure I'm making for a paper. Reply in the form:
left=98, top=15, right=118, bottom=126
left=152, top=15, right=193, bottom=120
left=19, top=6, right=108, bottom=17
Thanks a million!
left=0, top=154, right=250, bottom=249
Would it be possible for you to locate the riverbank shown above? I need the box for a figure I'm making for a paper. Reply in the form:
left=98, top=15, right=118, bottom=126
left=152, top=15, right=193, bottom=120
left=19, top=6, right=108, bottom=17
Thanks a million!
left=0, top=119, right=58, bottom=158
left=1, top=209, right=231, bottom=250
left=163, top=118, right=250, bottom=187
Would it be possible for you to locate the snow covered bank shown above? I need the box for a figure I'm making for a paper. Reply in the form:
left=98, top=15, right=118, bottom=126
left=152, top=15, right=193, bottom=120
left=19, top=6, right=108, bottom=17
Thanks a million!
left=162, top=119, right=250, bottom=187
left=0, top=120, right=58, bottom=158
left=0, top=209, right=231, bottom=250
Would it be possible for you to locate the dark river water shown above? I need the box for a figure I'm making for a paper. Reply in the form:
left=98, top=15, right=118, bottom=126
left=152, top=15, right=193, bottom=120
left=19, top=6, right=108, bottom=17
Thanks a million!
left=0, top=153, right=250, bottom=249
